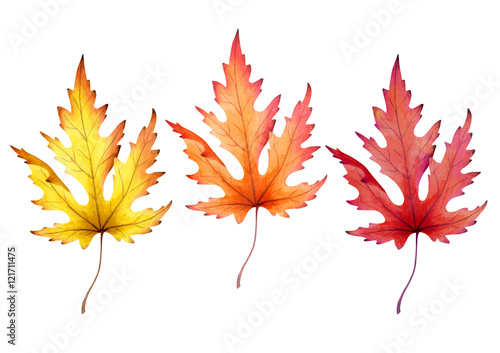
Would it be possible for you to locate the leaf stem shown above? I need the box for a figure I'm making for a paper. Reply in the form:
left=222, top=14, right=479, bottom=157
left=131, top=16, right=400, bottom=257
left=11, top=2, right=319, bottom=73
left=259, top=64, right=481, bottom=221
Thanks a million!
left=236, top=207, right=259, bottom=288
left=82, top=232, right=104, bottom=314
left=397, top=232, right=419, bottom=314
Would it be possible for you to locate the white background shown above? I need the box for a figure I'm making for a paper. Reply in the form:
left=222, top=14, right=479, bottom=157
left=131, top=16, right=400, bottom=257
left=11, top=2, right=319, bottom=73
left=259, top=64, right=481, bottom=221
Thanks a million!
left=1, top=0, right=499, bottom=352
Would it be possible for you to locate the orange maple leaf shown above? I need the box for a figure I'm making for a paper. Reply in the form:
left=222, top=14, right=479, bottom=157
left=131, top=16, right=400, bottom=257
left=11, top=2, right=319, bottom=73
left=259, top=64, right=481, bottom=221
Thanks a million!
left=167, top=31, right=326, bottom=287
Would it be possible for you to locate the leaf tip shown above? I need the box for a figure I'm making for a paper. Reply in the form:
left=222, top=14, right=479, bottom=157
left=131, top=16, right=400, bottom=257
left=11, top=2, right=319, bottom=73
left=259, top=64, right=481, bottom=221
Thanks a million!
left=148, top=110, right=157, bottom=127
left=231, top=29, right=242, bottom=57
left=165, top=120, right=176, bottom=130
left=325, top=145, right=335, bottom=155
left=10, top=145, right=21, bottom=155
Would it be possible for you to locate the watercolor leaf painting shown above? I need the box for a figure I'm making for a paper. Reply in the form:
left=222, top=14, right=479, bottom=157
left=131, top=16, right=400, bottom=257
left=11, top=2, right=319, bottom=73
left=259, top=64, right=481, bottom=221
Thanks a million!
left=327, top=57, right=486, bottom=313
left=168, top=31, right=326, bottom=288
left=11, top=57, right=171, bottom=313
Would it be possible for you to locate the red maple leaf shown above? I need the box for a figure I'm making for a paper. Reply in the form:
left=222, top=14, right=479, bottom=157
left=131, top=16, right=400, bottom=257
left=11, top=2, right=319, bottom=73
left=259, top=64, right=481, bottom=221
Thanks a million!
left=327, top=57, right=486, bottom=313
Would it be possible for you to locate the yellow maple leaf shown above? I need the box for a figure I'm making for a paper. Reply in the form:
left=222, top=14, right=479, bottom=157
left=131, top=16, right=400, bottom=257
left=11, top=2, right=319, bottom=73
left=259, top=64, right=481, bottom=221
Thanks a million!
left=11, top=57, right=171, bottom=313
